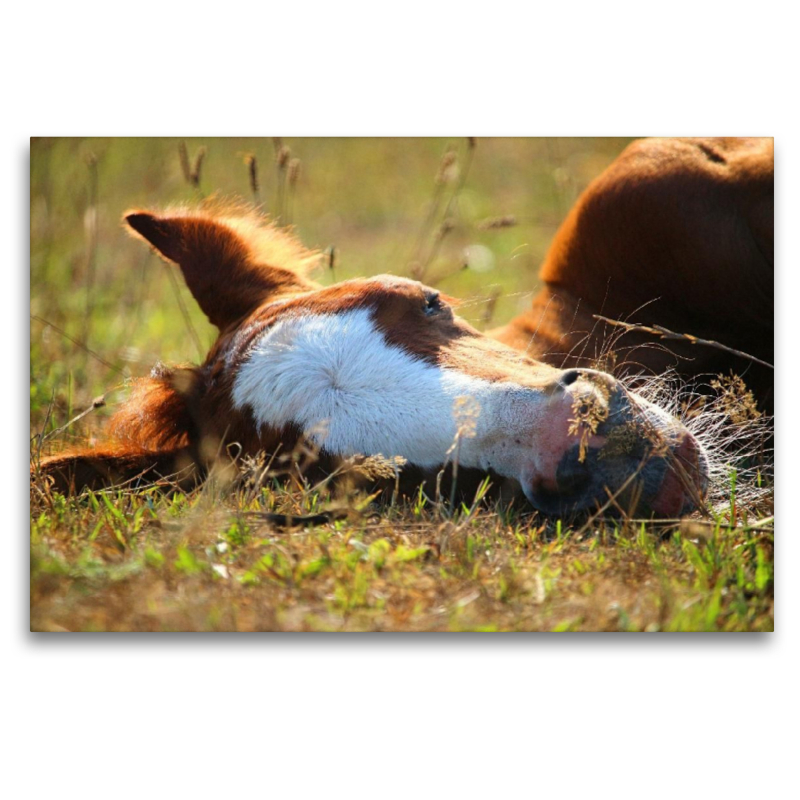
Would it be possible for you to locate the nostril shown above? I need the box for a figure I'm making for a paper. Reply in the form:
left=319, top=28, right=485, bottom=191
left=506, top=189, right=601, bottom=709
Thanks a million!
left=560, top=369, right=582, bottom=387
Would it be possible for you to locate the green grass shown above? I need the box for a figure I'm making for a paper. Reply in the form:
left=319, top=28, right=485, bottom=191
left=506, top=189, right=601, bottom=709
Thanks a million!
left=30, top=479, right=773, bottom=632
left=29, top=137, right=774, bottom=632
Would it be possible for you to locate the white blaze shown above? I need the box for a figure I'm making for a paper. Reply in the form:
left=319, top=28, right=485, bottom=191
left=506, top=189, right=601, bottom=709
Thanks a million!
left=231, top=308, right=550, bottom=474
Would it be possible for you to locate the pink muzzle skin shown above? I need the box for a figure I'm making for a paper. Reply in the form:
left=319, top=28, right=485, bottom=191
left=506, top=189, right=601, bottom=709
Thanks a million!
left=518, top=370, right=709, bottom=518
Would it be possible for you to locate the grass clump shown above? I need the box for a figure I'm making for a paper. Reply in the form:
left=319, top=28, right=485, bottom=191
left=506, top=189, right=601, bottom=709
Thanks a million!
left=30, top=471, right=773, bottom=631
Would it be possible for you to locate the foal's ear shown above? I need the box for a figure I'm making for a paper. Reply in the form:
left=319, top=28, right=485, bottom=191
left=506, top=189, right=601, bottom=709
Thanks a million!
left=124, top=209, right=317, bottom=330
left=125, top=212, right=187, bottom=265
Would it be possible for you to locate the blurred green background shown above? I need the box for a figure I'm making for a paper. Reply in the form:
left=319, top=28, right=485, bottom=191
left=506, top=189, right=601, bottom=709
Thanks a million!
left=30, top=137, right=633, bottom=444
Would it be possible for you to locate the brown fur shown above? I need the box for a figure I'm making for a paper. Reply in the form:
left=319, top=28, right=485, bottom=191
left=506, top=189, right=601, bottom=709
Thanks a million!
left=215, top=276, right=563, bottom=388
left=33, top=445, right=198, bottom=494
left=34, top=367, right=202, bottom=493
left=491, top=137, right=774, bottom=409
left=125, top=203, right=319, bottom=330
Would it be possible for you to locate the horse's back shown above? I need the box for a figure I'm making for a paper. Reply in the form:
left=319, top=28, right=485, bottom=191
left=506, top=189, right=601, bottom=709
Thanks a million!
left=493, top=137, right=773, bottom=406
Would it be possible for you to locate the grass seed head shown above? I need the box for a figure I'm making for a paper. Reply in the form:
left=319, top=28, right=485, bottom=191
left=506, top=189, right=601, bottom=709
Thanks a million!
left=710, top=372, right=762, bottom=425
left=191, top=147, right=206, bottom=187
left=436, top=150, right=459, bottom=185
left=178, top=140, right=192, bottom=183
left=347, top=454, right=407, bottom=481
left=244, top=154, right=259, bottom=195
left=477, top=215, right=518, bottom=230
left=276, top=146, right=291, bottom=169
left=568, top=374, right=610, bottom=463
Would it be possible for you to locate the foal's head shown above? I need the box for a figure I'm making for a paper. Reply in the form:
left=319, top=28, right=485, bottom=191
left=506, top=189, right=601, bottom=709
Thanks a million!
left=125, top=206, right=709, bottom=517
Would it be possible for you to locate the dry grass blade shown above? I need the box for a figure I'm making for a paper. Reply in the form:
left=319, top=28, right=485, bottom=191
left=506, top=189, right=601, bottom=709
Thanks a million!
left=82, top=153, right=99, bottom=344
left=285, top=158, right=301, bottom=225
left=593, top=315, right=774, bottom=370
left=664, top=446, right=712, bottom=519
left=274, top=139, right=291, bottom=223
left=481, top=288, right=502, bottom=326
left=39, top=391, right=114, bottom=445
left=164, top=261, right=204, bottom=359
left=244, top=153, right=261, bottom=206
left=324, top=245, right=337, bottom=282
left=575, top=455, right=650, bottom=537
left=31, top=388, right=56, bottom=466
left=191, top=147, right=206, bottom=188
left=178, top=141, right=206, bottom=196
left=411, top=138, right=476, bottom=281
left=477, top=214, right=517, bottom=230
left=178, top=140, right=192, bottom=183
left=31, top=315, right=129, bottom=377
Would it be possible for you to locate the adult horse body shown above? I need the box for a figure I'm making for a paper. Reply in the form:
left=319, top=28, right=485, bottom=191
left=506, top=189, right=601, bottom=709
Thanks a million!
left=492, top=137, right=774, bottom=411
left=36, top=203, right=709, bottom=518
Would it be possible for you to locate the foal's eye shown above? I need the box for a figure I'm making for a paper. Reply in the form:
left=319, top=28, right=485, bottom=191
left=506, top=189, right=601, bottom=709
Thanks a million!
left=424, top=292, right=443, bottom=315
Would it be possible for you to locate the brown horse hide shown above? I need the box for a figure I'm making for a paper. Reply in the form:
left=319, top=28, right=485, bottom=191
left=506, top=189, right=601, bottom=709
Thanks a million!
left=492, top=137, right=774, bottom=412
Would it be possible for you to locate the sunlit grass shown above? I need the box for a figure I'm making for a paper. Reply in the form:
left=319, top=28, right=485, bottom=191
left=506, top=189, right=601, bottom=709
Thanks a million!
left=30, top=478, right=773, bottom=631
left=29, top=137, right=773, bottom=631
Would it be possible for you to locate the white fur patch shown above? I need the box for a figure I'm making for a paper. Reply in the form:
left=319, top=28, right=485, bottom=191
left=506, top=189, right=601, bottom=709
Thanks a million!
left=231, top=308, right=551, bottom=475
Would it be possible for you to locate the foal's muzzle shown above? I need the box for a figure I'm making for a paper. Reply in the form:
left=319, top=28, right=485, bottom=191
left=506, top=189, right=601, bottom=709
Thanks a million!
left=521, top=369, right=709, bottom=518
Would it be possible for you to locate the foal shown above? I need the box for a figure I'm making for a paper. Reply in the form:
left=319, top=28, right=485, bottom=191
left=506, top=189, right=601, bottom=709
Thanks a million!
left=36, top=205, right=709, bottom=518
